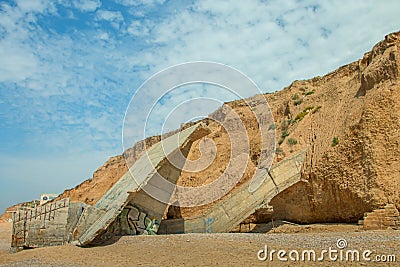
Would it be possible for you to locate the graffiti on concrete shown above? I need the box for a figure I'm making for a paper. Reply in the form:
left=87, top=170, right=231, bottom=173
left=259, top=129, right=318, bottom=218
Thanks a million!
left=124, top=206, right=160, bottom=235
left=125, top=205, right=159, bottom=235
left=203, top=217, right=214, bottom=233
left=96, top=205, right=160, bottom=242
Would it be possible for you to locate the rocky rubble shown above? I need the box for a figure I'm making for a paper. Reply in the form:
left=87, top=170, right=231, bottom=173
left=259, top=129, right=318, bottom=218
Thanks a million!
left=362, top=204, right=399, bottom=230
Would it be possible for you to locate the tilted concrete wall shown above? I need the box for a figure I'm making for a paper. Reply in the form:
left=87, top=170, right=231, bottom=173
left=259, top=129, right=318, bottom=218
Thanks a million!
left=66, top=202, right=87, bottom=242
left=72, top=123, right=210, bottom=246
left=158, top=150, right=306, bottom=234
left=89, top=145, right=195, bottom=243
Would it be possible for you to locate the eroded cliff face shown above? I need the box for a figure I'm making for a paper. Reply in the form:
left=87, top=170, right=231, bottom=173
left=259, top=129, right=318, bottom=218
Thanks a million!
left=4, top=32, right=399, bottom=225
left=269, top=31, right=400, bottom=223
left=174, top=31, right=400, bottom=223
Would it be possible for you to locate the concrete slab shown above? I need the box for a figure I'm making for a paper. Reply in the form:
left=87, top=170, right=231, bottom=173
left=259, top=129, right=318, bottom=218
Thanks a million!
left=73, top=123, right=210, bottom=245
left=159, top=149, right=306, bottom=234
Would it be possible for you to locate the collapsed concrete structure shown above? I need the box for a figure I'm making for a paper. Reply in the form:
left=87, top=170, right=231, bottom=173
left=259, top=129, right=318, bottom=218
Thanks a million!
left=158, top=150, right=305, bottom=234
left=11, top=122, right=306, bottom=250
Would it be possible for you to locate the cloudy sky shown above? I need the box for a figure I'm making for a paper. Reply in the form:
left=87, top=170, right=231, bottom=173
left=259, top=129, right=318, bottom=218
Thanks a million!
left=0, top=0, right=399, bottom=213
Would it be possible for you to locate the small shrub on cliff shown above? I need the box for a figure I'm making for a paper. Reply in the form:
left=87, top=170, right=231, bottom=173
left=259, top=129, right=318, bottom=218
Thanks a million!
left=293, top=106, right=315, bottom=122
left=287, top=138, right=297, bottom=152
left=276, top=147, right=284, bottom=155
left=332, top=137, right=339, bottom=147
left=303, top=90, right=315, bottom=96
left=304, top=106, right=314, bottom=112
left=281, top=130, right=289, bottom=138
left=294, top=111, right=308, bottom=121
left=312, top=106, right=322, bottom=113
left=292, top=94, right=299, bottom=100
left=287, top=138, right=297, bottom=146
left=279, top=130, right=289, bottom=145
left=286, top=119, right=294, bottom=125
left=294, top=99, right=303, bottom=106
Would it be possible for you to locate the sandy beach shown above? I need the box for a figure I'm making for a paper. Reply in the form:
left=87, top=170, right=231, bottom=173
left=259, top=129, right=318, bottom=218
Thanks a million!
left=0, top=222, right=398, bottom=266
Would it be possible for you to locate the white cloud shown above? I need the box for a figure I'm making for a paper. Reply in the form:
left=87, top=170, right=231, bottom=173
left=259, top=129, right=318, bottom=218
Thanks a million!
left=96, top=10, right=125, bottom=29
left=98, top=32, right=110, bottom=41
left=137, top=0, right=400, bottom=91
left=0, top=2, right=48, bottom=83
left=116, top=0, right=165, bottom=7
left=72, top=0, right=101, bottom=12
left=15, top=0, right=55, bottom=13
left=127, top=20, right=151, bottom=36
left=0, top=1, right=130, bottom=155
left=0, top=43, right=37, bottom=82
left=96, top=10, right=124, bottom=22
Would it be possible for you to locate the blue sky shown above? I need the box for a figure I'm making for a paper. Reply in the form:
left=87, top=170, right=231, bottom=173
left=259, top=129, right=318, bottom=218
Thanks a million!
left=0, top=0, right=399, bottom=213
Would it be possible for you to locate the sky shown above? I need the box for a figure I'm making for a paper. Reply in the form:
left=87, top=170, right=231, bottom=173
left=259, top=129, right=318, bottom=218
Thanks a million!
left=0, top=0, right=399, bottom=213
